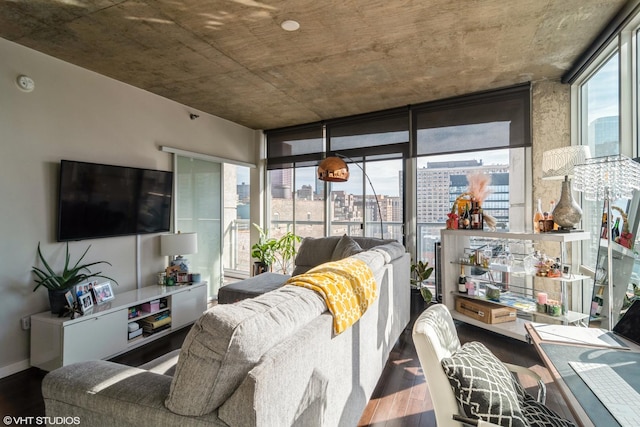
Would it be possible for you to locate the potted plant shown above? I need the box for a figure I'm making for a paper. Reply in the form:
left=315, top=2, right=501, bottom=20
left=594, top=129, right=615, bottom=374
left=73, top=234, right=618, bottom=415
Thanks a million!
left=32, top=242, right=118, bottom=315
left=410, top=259, right=434, bottom=316
left=251, top=224, right=278, bottom=276
left=251, top=224, right=302, bottom=275
left=274, top=231, right=302, bottom=275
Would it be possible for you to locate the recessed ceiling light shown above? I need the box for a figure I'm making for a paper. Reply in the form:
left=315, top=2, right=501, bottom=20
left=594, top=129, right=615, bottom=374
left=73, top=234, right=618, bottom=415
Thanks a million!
left=281, top=20, right=300, bottom=31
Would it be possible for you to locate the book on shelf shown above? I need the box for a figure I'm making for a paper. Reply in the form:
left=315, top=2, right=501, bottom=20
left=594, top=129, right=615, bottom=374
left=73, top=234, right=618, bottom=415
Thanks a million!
left=143, top=323, right=171, bottom=335
left=128, top=328, right=143, bottom=340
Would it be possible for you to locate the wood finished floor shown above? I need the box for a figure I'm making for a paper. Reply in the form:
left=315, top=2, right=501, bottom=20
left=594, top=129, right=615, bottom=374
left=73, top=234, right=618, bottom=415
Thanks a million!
left=0, top=313, right=575, bottom=426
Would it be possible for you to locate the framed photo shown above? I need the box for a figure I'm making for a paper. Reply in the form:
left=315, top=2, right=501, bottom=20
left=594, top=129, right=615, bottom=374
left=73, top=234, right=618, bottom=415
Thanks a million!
left=562, top=264, right=572, bottom=278
left=64, top=290, right=75, bottom=309
left=92, top=281, right=115, bottom=305
left=75, top=283, right=90, bottom=299
left=79, top=292, right=94, bottom=313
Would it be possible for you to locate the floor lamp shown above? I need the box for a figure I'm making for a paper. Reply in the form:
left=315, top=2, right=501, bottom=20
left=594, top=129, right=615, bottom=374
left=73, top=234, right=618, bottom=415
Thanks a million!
left=573, top=155, right=640, bottom=330
left=317, top=154, right=385, bottom=239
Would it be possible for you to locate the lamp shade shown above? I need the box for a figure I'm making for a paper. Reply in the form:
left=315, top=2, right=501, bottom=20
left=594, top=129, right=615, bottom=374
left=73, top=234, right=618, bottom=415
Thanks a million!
left=542, top=146, right=591, bottom=179
left=574, top=155, right=640, bottom=201
left=161, top=232, right=198, bottom=256
left=318, top=157, right=350, bottom=182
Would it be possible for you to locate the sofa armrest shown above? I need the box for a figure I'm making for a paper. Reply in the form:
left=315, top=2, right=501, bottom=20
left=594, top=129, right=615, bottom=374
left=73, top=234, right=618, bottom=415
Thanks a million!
left=42, top=360, right=224, bottom=427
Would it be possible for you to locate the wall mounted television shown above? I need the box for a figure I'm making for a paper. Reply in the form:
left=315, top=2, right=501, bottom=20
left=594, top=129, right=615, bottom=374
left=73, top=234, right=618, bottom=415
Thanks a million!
left=57, top=160, right=173, bottom=241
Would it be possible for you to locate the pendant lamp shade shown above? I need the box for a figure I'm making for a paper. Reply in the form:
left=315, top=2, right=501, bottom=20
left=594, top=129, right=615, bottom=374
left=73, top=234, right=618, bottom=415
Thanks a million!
left=318, top=157, right=350, bottom=182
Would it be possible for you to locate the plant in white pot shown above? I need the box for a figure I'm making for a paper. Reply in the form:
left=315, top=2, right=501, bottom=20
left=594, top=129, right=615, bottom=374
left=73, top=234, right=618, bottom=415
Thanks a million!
left=32, top=242, right=118, bottom=315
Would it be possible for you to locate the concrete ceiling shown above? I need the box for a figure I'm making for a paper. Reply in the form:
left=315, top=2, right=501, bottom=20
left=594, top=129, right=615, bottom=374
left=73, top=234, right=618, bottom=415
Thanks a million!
left=1, top=0, right=628, bottom=130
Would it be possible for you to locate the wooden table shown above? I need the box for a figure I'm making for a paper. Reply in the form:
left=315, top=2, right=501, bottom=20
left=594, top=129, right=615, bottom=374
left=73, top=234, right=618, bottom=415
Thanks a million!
left=525, top=323, right=640, bottom=427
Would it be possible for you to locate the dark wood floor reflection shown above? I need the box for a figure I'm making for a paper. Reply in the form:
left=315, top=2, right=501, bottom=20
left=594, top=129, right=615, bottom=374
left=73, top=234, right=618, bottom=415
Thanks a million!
left=359, top=316, right=576, bottom=426
left=1, top=313, right=573, bottom=426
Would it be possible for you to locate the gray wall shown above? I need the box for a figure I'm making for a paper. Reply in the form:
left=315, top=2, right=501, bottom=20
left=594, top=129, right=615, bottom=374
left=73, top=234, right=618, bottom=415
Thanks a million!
left=0, top=38, right=259, bottom=376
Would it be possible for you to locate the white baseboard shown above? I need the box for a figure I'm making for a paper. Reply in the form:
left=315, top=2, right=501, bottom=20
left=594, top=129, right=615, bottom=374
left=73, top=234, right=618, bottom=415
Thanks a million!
left=0, top=359, right=30, bottom=379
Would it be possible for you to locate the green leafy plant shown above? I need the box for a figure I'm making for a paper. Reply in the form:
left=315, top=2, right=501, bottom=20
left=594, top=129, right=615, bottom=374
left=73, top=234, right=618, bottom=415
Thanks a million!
left=251, top=224, right=301, bottom=274
left=32, top=242, right=118, bottom=292
left=251, top=224, right=279, bottom=268
left=274, top=231, right=302, bottom=275
left=411, top=259, right=434, bottom=302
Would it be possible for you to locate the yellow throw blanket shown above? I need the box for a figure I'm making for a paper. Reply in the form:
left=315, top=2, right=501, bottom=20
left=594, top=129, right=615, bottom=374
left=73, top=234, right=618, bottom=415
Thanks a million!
left=286, top=257, right=377, bottom=334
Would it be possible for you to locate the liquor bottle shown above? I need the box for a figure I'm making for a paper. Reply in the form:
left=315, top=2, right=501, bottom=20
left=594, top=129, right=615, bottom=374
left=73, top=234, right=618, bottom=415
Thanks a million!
left=611, top=217, right=621, bottom=242
left=477, top=204, right=484, bottom=230
left=470, top=199, right=480, bottom=229
left=461, top=204, right=471, bottom=229
left=600, top=212, right=608, bottom=239
left=458, top=264, right=467, bottom=293
left=533, top=198, right=544, bottom=233
left=549, top=200, right=558, bottom=230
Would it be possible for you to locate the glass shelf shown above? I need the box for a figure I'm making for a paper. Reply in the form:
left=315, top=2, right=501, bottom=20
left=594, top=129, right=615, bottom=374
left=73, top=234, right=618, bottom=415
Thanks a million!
left=455, top=292, right=588, bottom=324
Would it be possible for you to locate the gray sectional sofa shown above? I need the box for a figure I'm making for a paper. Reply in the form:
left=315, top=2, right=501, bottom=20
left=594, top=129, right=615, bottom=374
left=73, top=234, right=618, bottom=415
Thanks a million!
left=41, top=235, right=410, bottom=427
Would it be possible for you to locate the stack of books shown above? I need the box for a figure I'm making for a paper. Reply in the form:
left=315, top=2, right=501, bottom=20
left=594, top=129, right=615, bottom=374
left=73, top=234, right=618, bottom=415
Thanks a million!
left=140, top=310, right=172, bottom=335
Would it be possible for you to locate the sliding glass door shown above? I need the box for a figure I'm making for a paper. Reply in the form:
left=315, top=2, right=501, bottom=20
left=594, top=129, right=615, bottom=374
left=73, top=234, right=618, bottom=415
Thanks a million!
left=176, top=156, right=222, bottom=298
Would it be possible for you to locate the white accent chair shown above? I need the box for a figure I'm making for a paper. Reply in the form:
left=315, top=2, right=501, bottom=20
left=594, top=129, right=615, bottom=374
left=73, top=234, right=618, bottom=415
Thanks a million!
left=412, top=304, right=546, bottom=427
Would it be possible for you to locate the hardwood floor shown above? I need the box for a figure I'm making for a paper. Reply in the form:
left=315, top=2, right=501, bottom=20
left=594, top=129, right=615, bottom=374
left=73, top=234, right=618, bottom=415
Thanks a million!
left=0, top=315, right=574, bottom=426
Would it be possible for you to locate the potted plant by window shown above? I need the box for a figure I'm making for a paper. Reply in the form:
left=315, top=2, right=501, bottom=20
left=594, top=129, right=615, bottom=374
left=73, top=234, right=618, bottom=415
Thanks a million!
left=250, top=224, right=302, bottom=276
left=32, top=242, right=118, bottom=315
left=410, top=259, right=434, bottom=317
left=274, top=231, right=302, bottom=275
left=251, top=224, right=278, bottom=276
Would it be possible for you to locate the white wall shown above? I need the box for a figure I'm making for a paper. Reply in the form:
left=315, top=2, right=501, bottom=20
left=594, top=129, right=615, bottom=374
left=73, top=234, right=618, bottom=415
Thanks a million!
left=0, top=38, right=259, bottom=376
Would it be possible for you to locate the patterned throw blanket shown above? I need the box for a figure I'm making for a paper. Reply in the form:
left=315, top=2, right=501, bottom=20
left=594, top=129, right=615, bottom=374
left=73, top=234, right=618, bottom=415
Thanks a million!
left=286, top=257, right=377, bottom=334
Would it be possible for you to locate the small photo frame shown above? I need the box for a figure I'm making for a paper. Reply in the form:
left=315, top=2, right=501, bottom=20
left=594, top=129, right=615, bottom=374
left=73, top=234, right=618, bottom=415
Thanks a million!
left=92, top=281, right=115, bottom=305
left=64, top=290, right=75, bottom=309
left=75, top=283, right=90, bottom=299
left=79, top=292, right=94, bottom=313
left=562, top=264, right=572, bottom=278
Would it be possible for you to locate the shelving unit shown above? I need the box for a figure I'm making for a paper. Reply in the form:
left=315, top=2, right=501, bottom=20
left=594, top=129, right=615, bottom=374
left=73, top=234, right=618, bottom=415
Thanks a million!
left=30, top=282, right=207, bottom=371
left=441, top=229, right=590, bottom=341
left=590, top=233, right=639, bottom=328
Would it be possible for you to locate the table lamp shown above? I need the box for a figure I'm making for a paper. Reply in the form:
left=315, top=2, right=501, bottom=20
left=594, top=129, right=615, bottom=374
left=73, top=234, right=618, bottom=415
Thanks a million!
left=161, top=232, right=198, bottom=273
left=541, top=146, right=591, bottom=231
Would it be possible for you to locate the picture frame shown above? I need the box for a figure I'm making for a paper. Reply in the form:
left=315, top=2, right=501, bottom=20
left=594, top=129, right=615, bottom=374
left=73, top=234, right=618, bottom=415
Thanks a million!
left=64, top=290, right=75, bottom=309
left=562, top=264, right=572, bottom=278
left=92, top=281, right=115, bottom=305
left=79, top=292, right=93, bottom=313
left=74, top=283, right=90, bottom=299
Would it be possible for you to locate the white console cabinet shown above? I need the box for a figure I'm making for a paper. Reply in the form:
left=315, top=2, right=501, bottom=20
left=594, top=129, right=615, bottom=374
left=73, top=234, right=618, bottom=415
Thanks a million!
left=30, top=283, right=207, bottom=371
left=441, top=229, right=590, bottom=341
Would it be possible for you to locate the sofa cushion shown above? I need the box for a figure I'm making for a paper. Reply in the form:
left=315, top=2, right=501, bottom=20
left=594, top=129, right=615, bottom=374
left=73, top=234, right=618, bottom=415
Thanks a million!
left=165, top=285, right=327, bottom=416
left=371, top=242, right=406, bottom=263
left=292, top=236, right=341, bottom=275
left=331, top=234, right=363, bottom=261
left=441, top=341, right=527, bottom=427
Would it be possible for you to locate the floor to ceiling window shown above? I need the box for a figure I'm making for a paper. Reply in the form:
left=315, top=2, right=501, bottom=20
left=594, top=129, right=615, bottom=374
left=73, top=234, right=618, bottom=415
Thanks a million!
left=264, top=84, right=532, bottom=293
left=569, top=9, right=639, bottom=272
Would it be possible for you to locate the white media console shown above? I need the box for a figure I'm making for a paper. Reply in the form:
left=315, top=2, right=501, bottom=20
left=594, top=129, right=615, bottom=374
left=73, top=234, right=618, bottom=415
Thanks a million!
left=30, top=282, right=207, bottom=371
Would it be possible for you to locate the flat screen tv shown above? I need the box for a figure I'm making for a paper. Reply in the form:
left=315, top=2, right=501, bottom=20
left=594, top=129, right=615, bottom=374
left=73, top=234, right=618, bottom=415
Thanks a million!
left=57, top=160, right=173, bottom=241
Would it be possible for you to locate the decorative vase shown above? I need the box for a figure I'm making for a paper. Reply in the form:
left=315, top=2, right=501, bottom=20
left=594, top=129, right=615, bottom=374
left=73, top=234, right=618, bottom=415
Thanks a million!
left=552, top=179, right=582, bottom=230
left=48, top=288, right=71, bottom=315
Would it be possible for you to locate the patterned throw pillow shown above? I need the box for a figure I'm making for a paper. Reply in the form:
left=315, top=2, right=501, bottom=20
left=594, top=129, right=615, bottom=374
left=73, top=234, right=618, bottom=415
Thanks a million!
left=512, top=377, right=576, bottom=427
left=441, top=341, right=527, bottom=427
